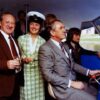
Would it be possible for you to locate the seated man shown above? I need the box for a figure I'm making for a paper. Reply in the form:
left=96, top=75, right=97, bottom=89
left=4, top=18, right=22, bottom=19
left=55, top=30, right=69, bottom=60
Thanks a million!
left=39, top=19, right=100, bottom=100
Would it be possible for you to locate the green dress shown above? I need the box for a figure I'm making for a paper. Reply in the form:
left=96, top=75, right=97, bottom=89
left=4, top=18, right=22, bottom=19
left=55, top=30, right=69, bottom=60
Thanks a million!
left=18, top=34, right=45, bottom=100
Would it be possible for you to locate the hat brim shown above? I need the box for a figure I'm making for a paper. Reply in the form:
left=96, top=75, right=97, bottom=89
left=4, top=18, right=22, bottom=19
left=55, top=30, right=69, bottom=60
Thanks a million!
left=27, top=11, right=45, bottom=20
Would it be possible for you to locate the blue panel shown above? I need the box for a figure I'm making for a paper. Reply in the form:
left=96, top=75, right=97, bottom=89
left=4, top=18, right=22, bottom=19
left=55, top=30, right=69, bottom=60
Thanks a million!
left=81, top=55, right=100, bottom=70
left=81, top=55, right=100, bottom=100
left=97, top=87, right=100, bottom=100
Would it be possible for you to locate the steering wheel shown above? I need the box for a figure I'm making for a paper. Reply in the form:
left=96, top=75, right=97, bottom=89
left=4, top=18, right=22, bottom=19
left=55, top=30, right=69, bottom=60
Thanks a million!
left=89, top=74, right=100, bottom=85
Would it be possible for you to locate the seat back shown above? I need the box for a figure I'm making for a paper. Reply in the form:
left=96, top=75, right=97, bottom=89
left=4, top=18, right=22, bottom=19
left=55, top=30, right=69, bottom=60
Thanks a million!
left=48, top=83, right=56, bottom=99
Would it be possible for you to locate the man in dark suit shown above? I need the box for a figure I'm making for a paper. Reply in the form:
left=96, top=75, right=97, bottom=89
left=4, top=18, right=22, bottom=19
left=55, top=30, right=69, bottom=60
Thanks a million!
left=39, top=19, right=100, bottom=100
left=14, top=10, right=26, bottom=40
left=0, top=12, right=21, bottom=100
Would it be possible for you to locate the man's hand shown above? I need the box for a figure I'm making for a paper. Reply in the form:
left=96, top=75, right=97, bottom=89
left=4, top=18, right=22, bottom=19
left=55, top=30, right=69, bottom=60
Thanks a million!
left=7, top=59, right=20, bottom=69
left=71, top=81, right=85, bottom=90
left=89, top=70, right=100, bottom=76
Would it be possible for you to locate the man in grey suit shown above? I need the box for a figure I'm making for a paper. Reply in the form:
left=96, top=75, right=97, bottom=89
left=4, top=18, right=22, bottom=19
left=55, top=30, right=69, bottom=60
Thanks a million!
left=39, top=19, right=100, bottom=100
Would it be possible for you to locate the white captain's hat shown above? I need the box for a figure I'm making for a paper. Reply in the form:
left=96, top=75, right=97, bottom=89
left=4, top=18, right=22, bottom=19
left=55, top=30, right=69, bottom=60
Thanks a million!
left=27, top=11, right=45, bottom=25
left=27, top=11, right=45, bottom=20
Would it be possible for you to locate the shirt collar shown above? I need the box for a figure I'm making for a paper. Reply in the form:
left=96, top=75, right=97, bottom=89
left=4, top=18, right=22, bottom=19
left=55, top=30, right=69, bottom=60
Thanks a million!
left=51, top=38, right=61, bottom=49
left=0, top=30, right=9, bottom=40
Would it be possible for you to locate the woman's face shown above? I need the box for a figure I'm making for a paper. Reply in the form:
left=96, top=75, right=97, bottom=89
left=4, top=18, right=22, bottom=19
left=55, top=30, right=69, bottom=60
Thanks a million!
left=29, top=22, right=41, bottom=35
left=72, top=34, right=80, bottom=43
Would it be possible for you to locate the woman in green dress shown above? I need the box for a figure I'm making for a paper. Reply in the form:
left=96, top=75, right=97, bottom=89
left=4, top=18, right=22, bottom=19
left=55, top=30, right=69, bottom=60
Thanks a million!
left=18, top=11, right=45, bottom=100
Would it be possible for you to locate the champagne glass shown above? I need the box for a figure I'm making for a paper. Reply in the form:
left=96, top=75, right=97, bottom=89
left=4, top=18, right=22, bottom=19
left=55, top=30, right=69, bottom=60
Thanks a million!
left=13, top=56, right=21, bottom=73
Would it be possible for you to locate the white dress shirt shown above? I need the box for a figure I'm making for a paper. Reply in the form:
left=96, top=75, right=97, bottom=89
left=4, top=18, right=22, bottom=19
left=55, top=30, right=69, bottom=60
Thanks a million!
left=0, top=30, right=20, bottom=58
left=51, top=39, right=69, bottom=58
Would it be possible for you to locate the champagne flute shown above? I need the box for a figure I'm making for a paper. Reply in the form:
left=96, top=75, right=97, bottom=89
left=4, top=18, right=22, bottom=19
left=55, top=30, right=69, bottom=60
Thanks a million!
left=13, top=56, right=21, bottom=73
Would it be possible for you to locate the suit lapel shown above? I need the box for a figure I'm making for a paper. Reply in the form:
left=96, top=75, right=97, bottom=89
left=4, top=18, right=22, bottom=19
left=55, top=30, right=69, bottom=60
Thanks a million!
left=15, top=39, right=21, bottom=56
left=0, top=32, right=13, bottom=59
left=48, top=40, right=70, bottom=64
left=63, top=43, right=72, bottom=59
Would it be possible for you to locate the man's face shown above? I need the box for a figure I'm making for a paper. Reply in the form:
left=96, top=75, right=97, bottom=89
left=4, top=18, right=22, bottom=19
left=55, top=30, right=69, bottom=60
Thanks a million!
left=51, top=21, right=66, bottom=41
left=0, top=14, right=15, bottom=35
left=19, top=13, right=25, bottom=21
left=72, top=34, right=80, bottom=43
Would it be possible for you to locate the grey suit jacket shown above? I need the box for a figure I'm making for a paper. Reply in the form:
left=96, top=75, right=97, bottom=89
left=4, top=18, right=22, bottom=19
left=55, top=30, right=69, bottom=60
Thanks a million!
left=39, top=39, right=88, bottom=100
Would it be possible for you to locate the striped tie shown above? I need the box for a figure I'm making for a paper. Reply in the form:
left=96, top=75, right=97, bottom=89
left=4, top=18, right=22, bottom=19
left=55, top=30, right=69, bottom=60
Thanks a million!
left=9, top=36, right=18, bottom=58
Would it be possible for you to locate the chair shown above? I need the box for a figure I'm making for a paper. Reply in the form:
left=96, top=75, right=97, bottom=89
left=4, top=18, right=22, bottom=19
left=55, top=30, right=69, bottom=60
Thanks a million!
left=48, top=83, right=56, bottom=99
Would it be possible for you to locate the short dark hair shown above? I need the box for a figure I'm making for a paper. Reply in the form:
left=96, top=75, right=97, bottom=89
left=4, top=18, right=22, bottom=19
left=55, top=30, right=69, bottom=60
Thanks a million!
left=0, top=11, right=15, bottom=21
left=27, top=15, right=44, bottom=32
left=46, top=14, right=57, bottom=19
left=17, top=10, right=26, bottom=17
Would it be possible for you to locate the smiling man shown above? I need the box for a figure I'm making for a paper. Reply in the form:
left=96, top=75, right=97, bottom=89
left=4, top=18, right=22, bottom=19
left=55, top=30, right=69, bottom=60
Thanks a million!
left=0, top=12, right=21, bottom=100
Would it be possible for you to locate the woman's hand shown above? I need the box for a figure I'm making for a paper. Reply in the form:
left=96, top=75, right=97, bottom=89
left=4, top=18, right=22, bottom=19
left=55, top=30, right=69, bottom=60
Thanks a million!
left=22, top=57, right=33, bottom=63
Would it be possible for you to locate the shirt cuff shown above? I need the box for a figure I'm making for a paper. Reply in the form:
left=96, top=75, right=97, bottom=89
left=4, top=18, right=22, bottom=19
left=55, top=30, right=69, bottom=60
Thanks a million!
left=68, top=80, right=72, bottom=88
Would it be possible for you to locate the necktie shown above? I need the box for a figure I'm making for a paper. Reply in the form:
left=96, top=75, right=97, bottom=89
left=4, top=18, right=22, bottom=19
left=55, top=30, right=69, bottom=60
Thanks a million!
left=60, top=42, right=70, bottom=62
left=9, top=36, right=18, bottom=58
left=59, top=42, right=65, bottom=54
